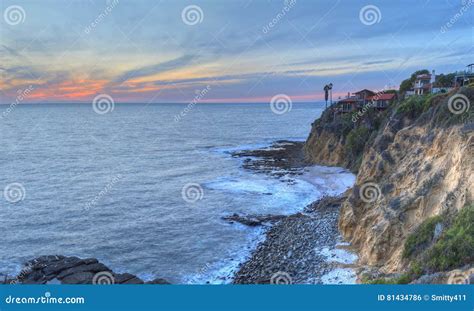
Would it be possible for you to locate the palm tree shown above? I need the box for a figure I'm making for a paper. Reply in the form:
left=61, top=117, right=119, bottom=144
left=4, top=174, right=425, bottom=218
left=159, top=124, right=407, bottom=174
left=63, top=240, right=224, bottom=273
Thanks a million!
left=324, top=83, right=334, bottom=109
left=324, top=84, right=330, bottom=109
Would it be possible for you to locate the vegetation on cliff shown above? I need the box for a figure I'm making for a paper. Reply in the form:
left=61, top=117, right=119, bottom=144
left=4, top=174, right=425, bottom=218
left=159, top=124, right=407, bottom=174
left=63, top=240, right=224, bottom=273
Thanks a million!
left=421, top=204, right=474, bottom=271
left=366, top=204, right=474, bottom=284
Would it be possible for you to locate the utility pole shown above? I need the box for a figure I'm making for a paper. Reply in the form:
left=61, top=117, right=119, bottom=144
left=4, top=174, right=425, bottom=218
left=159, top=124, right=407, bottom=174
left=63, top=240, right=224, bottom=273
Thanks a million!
left=328, top=83, right=333, bottom=106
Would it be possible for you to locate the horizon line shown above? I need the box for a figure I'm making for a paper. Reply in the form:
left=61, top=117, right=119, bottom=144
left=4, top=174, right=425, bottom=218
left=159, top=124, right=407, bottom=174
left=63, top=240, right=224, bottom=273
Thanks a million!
left=0, top=100, right=327, bottom=106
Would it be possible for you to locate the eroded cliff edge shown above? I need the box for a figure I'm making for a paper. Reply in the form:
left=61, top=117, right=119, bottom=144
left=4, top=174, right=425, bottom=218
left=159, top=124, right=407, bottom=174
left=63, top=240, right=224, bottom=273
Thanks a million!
left=304, top=87, right=473, bottom=283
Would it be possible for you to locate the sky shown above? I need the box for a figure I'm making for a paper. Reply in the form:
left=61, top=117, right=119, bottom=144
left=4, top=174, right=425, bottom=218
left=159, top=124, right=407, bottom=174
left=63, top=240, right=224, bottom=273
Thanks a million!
left=0, top=0, right=473, bottom=104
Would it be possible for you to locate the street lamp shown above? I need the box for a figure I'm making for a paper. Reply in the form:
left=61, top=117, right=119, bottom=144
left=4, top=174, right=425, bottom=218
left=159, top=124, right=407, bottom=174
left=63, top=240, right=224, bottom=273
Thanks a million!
left=328, top=83, right=333, bottom=106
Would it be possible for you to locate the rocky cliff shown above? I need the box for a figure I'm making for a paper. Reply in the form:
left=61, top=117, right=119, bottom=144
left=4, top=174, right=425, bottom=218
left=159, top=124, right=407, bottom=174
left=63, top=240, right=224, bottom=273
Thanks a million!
left=304, top=87, right=474, bottom=282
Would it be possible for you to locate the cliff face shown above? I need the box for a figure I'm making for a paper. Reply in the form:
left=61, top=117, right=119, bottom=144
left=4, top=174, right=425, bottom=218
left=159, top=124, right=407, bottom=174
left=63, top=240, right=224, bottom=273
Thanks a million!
left=340, top=123, right=473, bottom=272
left=304, top=87, right=474, bottom=277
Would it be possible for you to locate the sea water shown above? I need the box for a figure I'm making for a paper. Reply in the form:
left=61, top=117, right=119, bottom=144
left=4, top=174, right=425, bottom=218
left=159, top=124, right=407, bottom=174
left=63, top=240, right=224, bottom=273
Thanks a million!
left=0, top=102, right=354, bottom=283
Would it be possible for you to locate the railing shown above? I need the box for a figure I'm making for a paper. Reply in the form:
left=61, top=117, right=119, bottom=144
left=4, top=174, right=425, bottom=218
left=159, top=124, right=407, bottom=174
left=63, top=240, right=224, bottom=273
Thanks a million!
left=454, top=70, right=474, bottom=76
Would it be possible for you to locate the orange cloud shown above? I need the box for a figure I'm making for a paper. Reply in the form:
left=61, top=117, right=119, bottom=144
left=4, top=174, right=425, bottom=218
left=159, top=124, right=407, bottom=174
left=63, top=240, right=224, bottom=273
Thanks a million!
left=26, top=79, right=109, bottom=101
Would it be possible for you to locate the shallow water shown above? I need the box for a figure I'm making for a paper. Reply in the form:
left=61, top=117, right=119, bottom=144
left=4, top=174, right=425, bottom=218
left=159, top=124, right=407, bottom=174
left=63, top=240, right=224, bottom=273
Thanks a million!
left=0, top=102, right=354, bottom=283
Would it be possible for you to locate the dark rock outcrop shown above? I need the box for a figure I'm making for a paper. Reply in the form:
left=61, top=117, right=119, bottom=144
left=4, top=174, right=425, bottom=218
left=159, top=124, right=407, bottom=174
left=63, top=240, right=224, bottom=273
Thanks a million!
left=1, top=255, right=170, bottom=285
left=222, top=214, right=287, bottom=227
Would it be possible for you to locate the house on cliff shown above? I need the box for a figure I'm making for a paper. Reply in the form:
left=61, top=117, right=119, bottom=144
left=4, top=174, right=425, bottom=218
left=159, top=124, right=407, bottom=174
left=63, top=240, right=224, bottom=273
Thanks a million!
left=333, top=89, right=392, bottom=114
left=413, top=73, right=433, bottom=95
left=337, top=96, right=358, bottom=113
left=354, top=89, right=376, bottom=104
left=368, top=93, right=397, bottom=110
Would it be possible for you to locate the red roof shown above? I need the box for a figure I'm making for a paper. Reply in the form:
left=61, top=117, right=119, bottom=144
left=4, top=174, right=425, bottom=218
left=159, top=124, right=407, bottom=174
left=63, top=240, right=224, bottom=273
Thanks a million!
left=339, top=97, right=358, bottom=103
left=368, top=93, right=396, bottom=101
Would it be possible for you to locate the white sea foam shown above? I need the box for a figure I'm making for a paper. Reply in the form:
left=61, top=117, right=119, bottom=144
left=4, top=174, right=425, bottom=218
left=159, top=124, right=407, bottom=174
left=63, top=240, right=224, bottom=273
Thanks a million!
left=183, top=227, right=267, bottom=284
left=316, top=247, right=358, bottom=265
left=210, top=138, right=306, bottom=155
left=321, top=268, right=357, bottom=284
left=316, top=240, right=358, bottom=284
left=207, top=177, right=316, bottom=212
left=206, top=164, right=354, bottom=215
left=301, top=166, right=355, bottom=196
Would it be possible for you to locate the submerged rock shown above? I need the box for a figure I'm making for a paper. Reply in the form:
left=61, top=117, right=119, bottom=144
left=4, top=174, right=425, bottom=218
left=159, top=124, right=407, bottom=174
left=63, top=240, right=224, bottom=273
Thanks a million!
left=222, top=213, right=286, bottom=227
left=231, top=141, right=307, bottom=176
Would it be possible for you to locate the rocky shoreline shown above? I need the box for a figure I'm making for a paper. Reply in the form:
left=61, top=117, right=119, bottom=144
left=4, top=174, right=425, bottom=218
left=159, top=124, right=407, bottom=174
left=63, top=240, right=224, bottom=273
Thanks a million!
left=233, top=195, right=356, bottom=284
left=228, top=141, right=358, bottom=284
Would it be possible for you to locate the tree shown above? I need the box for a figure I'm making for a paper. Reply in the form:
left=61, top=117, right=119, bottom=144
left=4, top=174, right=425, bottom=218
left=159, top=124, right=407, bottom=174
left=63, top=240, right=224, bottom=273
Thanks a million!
left=434, top=73, right=455, bottom=87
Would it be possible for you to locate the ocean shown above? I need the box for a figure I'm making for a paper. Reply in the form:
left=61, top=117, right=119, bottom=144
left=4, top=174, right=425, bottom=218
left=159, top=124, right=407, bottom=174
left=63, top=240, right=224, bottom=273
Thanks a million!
left=0, top=102, right=355, bottom=283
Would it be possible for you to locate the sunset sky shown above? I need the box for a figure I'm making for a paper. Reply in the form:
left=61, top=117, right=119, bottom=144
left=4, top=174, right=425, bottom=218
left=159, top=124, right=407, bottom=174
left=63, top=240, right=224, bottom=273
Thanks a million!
left=1, top=0, right=473, bottom=104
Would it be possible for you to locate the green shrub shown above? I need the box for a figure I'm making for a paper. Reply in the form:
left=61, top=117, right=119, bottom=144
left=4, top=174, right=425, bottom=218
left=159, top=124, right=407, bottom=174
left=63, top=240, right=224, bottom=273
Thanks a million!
left=398, top=96, right=425, bottom=116
left=403, top=216, right=443, bottom=259
left=424, top=204, right=474, bottom=271
left=365, top=278, right=398, bottom=284
left=345, top=126, right=370, bottom=156
left=422, top=93, right=444, bottom=112
left=363, top=262, right=423, bottom=284
left=340, top=113, right=355, bottom=137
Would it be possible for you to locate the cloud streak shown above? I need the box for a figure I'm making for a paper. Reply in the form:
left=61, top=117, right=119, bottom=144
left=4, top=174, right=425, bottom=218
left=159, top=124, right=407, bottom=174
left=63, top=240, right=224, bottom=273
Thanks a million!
left=112, top=55, right=197, bottom=84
